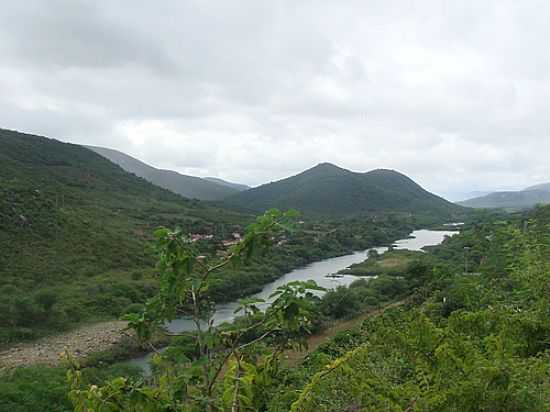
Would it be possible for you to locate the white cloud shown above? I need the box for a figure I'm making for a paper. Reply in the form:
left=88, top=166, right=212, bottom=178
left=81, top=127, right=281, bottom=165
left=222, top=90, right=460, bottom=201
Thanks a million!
left=1, top=0, right=550, bottom=199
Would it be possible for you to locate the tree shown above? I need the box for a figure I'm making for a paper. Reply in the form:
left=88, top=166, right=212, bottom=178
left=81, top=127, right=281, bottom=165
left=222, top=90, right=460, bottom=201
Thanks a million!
left=67, top=209, right=324, bottom=411
left=34, top=289, right=58, bottom=312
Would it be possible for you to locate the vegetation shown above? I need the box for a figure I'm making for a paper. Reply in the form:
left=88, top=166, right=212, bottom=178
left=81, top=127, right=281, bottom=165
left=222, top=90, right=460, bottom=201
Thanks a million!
left=62, top=207, right=550, bottom=411
left=8, top=130, right=548, bottom=411
left=1, top=128, right=421, bottom=345
left=0, top=209, right=416, bottom=412
left=0, top=128, right=253, bottom=344
left=62, top=213, right=433, bottom=410
left=224, top=162, right=465, bottom=218
left=4, top=202, right=549, bottom=411
left=67, top=210, right=324, bottom=411
left=339, top=249, right=424, bottom=277
left=272, top=206, right=550, bottom=411
left=0, top=364, right=142, bottom=412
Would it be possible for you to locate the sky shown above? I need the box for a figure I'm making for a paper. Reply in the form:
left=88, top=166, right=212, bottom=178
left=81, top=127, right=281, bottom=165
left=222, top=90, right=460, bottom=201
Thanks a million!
left=2, top=1, right=550, bottom=201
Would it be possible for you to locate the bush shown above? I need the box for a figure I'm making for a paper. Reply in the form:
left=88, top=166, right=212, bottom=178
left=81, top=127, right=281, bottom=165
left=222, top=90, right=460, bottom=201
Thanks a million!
left=34, top=290, right=58, bottom=311
left=320, top=286, right=362, bottom=319
left=123, top=303, right=145, bottom=315
left=0, top=367, right=71, bottom=412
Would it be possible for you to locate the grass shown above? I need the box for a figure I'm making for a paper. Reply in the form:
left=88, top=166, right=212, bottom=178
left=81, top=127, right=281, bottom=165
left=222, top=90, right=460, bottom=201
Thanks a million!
left=339, top=249, right=423, bottom=277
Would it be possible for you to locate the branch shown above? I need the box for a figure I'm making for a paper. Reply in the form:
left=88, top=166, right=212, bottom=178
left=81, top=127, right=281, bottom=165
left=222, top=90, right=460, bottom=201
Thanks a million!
left=231, top=356, right=243, bottom=412
left=207, top=349, right=235, bottom=395
left=237, top=328, right=280, bottom=351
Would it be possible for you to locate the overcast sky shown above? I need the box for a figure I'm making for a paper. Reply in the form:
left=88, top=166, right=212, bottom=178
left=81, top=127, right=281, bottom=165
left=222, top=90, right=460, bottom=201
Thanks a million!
left=2, top=1, right=550, bottom=200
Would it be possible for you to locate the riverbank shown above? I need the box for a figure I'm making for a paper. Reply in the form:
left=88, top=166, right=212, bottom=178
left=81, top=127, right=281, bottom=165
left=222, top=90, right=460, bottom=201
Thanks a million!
left=0, top=321, right=134, bottom=370
left=1, top=228, right=456, bottom=372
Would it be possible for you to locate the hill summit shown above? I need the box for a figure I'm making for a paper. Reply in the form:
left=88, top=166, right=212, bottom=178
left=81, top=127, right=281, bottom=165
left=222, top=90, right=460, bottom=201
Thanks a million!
left=224, top=163, right=462, bottom=217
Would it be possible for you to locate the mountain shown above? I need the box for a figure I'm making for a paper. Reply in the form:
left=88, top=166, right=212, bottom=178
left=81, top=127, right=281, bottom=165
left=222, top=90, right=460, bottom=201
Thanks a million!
left=451, top=190, right=493, bottom=202
left=460, top=183, right=550, bottom=209
left=524, top=182, right=550, bottom=192
left=204, top=177, right=250, bottom=191
left=85, top=145, right=241, bottom=201
left=0, top=128, right=249, bottom=343
left=224, top=162, right=463, bottom=217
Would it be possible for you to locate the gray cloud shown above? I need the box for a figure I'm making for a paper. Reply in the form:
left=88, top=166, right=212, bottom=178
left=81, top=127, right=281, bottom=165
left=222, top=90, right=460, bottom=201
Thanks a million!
left=1, top=0, right=550, bottom=200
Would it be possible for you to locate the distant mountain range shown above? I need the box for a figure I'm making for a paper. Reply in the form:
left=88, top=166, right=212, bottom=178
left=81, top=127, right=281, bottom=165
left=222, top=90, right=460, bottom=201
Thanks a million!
left=460, top=183, right=550, bottom=209
left=204, top=177, right=250, bottom=192
left=451, top=191, right=493, bottom=202
left=85, top=145, right=248, bottom=201
left=224, top=162, right=463, bottom=218
left=524, top=182, right=550, bottom=192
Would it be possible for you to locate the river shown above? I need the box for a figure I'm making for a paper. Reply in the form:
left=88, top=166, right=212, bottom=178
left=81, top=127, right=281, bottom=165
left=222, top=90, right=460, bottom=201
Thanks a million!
left=126, top=228, right=457, bottom=373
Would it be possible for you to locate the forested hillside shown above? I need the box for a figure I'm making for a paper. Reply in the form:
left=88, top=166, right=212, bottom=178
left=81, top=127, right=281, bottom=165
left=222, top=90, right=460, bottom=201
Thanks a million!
left=0, top=129, right=417, bottom=346
left=225, top=163, right=464, bottom=218
left=0, top=129, right=250, bottom=344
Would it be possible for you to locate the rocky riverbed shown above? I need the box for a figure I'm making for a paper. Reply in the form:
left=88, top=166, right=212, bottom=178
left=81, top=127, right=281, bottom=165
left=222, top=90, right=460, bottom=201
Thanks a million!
left=0, top=320, right=133, bottom=369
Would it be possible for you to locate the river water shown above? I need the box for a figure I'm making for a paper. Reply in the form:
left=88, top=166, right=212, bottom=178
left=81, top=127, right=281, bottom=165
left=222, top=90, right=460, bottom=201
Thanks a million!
left=126, top=228, right=457, bottom=373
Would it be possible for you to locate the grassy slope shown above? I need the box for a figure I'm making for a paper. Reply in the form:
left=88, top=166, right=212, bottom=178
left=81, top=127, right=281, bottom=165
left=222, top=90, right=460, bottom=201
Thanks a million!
left=339, top=249, right=423, bottom=276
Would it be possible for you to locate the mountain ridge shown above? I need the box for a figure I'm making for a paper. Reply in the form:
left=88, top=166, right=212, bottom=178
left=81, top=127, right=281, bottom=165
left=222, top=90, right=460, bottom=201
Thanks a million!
left=460, top=182, right=550, bottom=209
left=85, top=145, right=246, bottom=201
left=224, top=163, right=463, bottom=218
left=524, top=182, right=550, bottom=192
left=204, top=177, right=250, bottom=191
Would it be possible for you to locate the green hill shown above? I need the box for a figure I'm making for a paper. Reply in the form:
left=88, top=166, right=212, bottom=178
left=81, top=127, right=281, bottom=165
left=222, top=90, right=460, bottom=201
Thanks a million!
left=86, top=145, right=243, bottom=201
left=224, top=163, right=463, bottom=218
left=0, top=128, right=249, bottom=343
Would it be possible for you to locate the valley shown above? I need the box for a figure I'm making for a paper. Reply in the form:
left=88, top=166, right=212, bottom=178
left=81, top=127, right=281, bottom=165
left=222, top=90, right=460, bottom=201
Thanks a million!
left=1, top=129, right=548, bottom=412
left=3, top=4, right=550, bottom=410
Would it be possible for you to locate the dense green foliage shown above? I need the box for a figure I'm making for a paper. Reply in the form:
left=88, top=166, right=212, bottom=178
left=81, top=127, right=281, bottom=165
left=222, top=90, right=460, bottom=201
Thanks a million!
left=203, top=216, right=414, bottom=304
left=86, top=145, right=243, bottom=201
left=0, top=129, right=250, bottom=344
left=63, top=217, right=443, bottom=411
left=1, top=130, right=420, bottom=346
left=0, top=364, right=142, bottom=412
left=65, top=208, right=550, bottom=411
left=9, top=130, right=545, bottom=411
left=4, top=202, right=548, bottom=411
left=271, top=206, right=550, bottom=411
left=224, top=162, right=465, bottom=218
left=68, top=210, right=324, bottom=411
